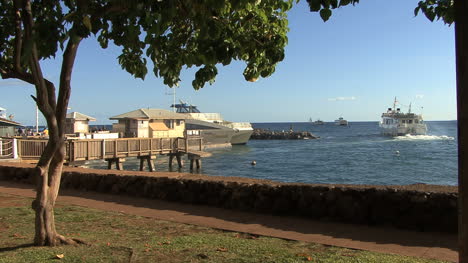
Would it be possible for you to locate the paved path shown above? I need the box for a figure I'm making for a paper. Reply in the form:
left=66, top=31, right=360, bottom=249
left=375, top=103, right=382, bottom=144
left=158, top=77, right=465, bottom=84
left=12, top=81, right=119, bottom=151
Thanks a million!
left=0, top=181, right=458, bottom=262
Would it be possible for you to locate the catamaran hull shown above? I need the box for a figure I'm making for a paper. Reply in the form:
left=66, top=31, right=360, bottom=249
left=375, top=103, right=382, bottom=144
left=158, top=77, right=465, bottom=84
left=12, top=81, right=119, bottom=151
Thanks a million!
left=231, top=129, right=254, bottom=145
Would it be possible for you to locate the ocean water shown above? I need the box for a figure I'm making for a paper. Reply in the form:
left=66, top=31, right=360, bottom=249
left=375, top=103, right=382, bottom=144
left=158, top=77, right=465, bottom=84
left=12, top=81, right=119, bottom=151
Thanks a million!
left=86, top=121, right=458, bottom=186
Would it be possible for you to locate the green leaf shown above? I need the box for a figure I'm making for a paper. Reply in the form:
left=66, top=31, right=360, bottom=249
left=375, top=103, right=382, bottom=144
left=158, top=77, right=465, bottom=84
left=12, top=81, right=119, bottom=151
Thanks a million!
left=414, top=6, right=421, bottom=16
left=330, top=0, right=338, bottom=9
left=339, top=0, right=351, bottom=7
left=307, top=0, right=321, bottom=12
left=320, top=8, right=332, bottom=22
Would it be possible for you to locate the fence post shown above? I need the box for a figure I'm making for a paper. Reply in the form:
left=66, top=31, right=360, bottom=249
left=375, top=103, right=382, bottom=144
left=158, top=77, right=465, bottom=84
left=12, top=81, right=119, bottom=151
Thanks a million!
left=102, top=139, right=106, bottom=159
left=13, top=138, right=18, bottom=159
left=184, top=130, right=188, bottom=152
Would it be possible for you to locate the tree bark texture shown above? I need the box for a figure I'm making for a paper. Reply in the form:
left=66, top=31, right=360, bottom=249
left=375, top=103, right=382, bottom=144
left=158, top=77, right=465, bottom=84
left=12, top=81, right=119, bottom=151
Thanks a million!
left=456, top=0, right=468, bottom=262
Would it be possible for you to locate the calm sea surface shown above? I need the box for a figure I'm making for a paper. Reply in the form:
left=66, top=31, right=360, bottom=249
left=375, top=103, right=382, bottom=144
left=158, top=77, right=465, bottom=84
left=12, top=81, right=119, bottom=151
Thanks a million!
left=87, top=121, right=458, bottom=186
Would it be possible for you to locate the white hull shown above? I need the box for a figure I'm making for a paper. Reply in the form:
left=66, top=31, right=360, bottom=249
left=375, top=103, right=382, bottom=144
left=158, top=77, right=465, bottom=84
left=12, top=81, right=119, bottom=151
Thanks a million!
left=380, top=123, right=427, bottom=136
left=231, top=129, right=254, bottom=145
left=172, top=101, right=253, bottom=145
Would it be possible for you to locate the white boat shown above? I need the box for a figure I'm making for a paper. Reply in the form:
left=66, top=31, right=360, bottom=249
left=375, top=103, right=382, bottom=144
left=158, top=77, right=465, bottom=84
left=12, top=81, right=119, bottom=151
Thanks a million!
left=171, top=101, right=254, bottom=145
left=334, top=117, right=348, bottom=126
left=380, top=98, right=427, bottom=136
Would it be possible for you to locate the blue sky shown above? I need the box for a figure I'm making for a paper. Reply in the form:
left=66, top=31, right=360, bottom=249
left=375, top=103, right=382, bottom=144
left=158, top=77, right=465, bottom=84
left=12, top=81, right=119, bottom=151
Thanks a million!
left=1, top=0, right=456, bottom=125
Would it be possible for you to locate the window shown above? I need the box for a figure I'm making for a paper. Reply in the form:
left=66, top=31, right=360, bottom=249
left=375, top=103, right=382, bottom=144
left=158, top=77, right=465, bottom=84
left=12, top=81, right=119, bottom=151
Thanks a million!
left=408, top=120, right=413, bottom=124
left=165, top=120, right=174, bottom=129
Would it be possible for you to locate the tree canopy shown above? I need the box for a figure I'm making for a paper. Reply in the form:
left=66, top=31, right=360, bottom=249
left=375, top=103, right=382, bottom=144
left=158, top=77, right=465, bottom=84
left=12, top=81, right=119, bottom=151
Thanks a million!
left=306, top=0, right=454, bottom=25
left=0, top=0, right=293, bottom=90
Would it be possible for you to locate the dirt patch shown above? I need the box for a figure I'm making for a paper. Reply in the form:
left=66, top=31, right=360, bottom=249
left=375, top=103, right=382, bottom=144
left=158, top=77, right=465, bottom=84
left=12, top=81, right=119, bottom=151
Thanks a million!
left=0, top=194, right=27, bottom=207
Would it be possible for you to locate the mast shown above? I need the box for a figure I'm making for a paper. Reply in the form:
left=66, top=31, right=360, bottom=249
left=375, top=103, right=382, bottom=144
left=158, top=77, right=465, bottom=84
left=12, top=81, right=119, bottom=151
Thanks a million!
left=36, top=105, right=39, bottom=133
left=173, top=88, right=176, bottom=112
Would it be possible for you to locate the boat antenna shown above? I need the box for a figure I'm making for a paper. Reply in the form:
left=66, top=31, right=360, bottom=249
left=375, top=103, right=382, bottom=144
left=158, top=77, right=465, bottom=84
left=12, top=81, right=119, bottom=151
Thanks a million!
left=165, top=87, right=177, bottom=112
left=393, top=97, right=397, bottom=111
left=408, top=102, right=412, bottom=114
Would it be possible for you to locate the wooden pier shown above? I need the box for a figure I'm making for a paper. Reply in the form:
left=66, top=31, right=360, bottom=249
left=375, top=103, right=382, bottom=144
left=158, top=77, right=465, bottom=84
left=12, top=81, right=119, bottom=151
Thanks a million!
left=12, top=137, right=210, bottom=171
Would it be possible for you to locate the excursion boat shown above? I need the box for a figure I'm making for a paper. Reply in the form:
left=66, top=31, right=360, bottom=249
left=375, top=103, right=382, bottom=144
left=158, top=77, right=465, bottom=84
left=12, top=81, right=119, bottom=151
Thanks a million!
left=380, top=98, right=427, bottom=136
left=171, top=101, right=254, bottom=146
left=334, top=117, right=348, bottom=126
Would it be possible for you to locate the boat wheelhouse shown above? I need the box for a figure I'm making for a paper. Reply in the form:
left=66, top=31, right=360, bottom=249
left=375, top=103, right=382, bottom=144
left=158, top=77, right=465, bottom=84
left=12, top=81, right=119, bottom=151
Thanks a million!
left=379, top=98, right=427, bottom=136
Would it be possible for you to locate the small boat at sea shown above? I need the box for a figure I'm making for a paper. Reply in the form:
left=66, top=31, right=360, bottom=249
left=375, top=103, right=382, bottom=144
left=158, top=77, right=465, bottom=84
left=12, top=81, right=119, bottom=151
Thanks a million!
left=309, top=117, right=324, bottom=125
left=379, top=97, right=427, bottom=136
left=334, top=117, right=348, bottom=126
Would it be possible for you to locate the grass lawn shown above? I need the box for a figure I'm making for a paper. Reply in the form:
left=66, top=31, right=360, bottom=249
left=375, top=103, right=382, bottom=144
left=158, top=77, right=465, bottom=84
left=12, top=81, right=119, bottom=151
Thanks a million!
left=0, top=193, right=449, bottom=263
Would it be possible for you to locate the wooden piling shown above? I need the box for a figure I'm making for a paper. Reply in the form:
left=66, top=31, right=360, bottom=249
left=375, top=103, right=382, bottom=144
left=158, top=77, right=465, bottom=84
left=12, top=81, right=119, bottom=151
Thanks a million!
left=168, top=152, right=184, bottom=169
left=105, top=158, right=125, bottom=170
left=188, top=153, right=202, bottom=170
left=138, top=155, right=156, bottom=172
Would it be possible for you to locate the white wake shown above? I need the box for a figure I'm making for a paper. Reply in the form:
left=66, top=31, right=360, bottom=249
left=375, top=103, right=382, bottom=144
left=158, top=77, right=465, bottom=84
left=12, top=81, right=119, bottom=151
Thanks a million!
left=394, top=134, right=455, bottom=141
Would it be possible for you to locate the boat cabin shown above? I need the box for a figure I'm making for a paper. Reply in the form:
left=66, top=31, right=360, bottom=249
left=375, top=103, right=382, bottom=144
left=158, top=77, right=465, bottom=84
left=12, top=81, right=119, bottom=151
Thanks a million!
left=110, top=108, right=188, bottom=138
left=171, top=101, right=224, bottom=123
left=381, top=110, right=423, bottom=125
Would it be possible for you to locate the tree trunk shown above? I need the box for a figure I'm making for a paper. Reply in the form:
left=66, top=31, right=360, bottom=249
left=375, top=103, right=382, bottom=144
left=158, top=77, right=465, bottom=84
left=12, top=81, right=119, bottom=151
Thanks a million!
left=32, top=139, right=75, bottom=246
left=456, top=0, right=468, bottom=262
left=1, top=0, right=83, bottom=247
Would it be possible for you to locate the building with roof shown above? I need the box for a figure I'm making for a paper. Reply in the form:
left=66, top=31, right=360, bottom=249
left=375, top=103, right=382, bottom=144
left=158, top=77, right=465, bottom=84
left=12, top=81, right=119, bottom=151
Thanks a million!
left=0, top=107, right=22, bottom=137
left=109, top=108, right=189, bottom=138
left=65, top=112, right=96, bottom=134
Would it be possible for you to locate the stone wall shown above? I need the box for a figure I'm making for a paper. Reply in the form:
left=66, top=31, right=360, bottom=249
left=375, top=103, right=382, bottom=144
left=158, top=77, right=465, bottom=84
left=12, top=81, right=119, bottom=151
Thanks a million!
left=0, top=163, right=458, bottom=233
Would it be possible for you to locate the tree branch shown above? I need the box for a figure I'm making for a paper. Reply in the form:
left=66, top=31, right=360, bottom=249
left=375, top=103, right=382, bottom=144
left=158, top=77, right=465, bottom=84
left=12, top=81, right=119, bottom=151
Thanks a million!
left=0, top=68, right=56, bottom=92
left=21, top=0, right=56, bottom=117
left=13, top=0, right=23, bottom=72
left=56, top=34, right=82, bottom=134
left=0, top=68, right=35, bottom=84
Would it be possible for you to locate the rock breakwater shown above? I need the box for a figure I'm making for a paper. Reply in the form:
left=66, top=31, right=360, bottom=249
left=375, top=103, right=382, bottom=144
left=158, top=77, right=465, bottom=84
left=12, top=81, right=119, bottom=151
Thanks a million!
left=251, top=129, right=319, bottom=140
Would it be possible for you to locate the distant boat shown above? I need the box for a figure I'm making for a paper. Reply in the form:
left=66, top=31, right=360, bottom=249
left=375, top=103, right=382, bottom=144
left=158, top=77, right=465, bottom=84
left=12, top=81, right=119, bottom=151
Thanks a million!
left=334, top=117, right=348, bottom=126
left=314, top=119, right=324, bottom=125
left=380, top=97, right=427, bottom=136
left=309, top=117, right=324, bottom=125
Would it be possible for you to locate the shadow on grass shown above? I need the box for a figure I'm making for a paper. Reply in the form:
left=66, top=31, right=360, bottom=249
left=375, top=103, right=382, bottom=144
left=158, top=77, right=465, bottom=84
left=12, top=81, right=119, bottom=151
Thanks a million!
left=0, top=243, right=35, bottom=253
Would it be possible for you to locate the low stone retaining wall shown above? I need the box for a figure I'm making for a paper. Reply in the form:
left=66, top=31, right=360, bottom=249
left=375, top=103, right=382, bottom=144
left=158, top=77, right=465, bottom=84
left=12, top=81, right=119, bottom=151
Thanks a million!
left=0, top=163, right=457, bottom=233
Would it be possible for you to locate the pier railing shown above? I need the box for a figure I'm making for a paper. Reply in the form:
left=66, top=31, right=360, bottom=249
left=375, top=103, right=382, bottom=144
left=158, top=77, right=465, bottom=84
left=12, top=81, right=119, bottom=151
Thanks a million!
left=16, top=137, right=203, bottom=162
left=0, top=138, right=15, bottom=159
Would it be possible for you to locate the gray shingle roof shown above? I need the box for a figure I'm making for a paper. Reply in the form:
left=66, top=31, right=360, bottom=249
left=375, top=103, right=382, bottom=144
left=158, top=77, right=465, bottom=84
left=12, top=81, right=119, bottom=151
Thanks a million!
left=0, top=117, right=22, bottom=127
left=66, top=112, right=96, bottom=121
left=109, top=108, right=191, bottom=120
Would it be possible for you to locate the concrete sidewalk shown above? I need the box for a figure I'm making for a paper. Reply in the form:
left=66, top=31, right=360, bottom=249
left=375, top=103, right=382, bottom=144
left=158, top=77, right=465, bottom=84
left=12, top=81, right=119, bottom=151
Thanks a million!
left=0, top=181, right=458, bottom=262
